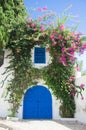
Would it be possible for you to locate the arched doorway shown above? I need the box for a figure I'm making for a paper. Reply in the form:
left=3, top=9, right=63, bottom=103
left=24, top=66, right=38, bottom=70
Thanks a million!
left=23, top=85, right=52, bottom=119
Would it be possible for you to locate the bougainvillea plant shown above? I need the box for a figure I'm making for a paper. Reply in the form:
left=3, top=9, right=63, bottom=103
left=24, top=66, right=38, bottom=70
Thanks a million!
left=1, top=6, right=86, bottom=117
left=43, top=19, right=86, bottom=117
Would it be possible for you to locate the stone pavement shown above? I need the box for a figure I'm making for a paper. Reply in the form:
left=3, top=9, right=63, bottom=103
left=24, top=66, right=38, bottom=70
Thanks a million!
left=0, top=123, right=11, bottom=130
left=0, top=119, right=86, bottom=130
left=0, top=127, right=7, bottom=130
left=0, top=125, right=9, bottom=130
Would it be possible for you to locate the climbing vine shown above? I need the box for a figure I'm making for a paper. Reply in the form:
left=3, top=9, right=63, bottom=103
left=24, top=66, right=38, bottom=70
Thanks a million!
left=1, top=7, right=86, bottom=117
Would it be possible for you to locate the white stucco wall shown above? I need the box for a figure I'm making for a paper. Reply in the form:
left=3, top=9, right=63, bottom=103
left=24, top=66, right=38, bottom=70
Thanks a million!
left=0, top=48, right=61, bottom=119
left=1, top=49, right=86, bottom=122
left=0, top=49, right=11, bottom=117
left=75, top=75, right=86, bottom=123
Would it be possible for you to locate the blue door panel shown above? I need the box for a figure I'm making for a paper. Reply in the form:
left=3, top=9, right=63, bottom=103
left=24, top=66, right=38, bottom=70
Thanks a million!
left=23, top=85, right=52, bottom=119
left=23, top=102, right=38, bottom=119
left=39, top=102, right=52, bottom=119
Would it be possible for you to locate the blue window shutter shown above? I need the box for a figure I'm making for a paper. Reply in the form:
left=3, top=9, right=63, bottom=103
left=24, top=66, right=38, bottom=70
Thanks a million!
left=34, top=47, right=46, bottom=64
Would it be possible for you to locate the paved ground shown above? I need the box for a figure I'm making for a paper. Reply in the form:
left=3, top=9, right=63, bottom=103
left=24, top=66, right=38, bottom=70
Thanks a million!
left=0, top=127, right=8, bottom=130
left=0, top=119, right=86, bottom=130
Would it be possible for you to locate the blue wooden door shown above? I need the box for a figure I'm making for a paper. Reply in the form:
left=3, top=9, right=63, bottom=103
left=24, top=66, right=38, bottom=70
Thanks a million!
left=23, top=85, right=52, bottom=119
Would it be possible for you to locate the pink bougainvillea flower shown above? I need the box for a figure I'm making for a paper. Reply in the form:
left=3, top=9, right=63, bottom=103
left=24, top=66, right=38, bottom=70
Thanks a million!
left=27, top=18, right=32, bottom=23
left=81, top=43, right=86, bottom=51
left=59, top=56, right=67, bottom=66
left=71, top=84, right=75, bottom=88
left=37, top=7, right=42, bottom=11
left=61, top=47, right=66, bottom=53
left=75, top=66, right=80, bottom=71
left=52, top=42, right=56, bottom=46
left=80, top=84, right=84, bottom=89
left=43, top=6, right=47, bottom=11
left=37, top=6, right=47, bottom=12
left=33, top=28, right=37, bottom=31
left=69, top=78, right=73, bottom=82
left=27, top=25, right=30, bottom=28
left=50, top=34, right=55, bottom=40
left=69, top=56, right=75, bottom=60
left=59, top=24, right=66, bottom=31
left=68, top=47, right=74, bottom=55
left=60, top=56, right=66, bottom=62
left=71, top=42, right=76, bottom=49
left=81, top=96, right=84, bottom=100
left=70, top=90, right=76, bottom=96
left=70, top=51, right=74, bottom=55
left=58, top=34, right=64, bottom=39
left=69, top=76, right=75, bottom=82
left=40, top=26, right=45, bottom=32
left=66, top=82, right=70, bottom=85
left=75, top=34, right=80, bottom=41
left=71, top=32, right=76, bottom=37
left=77, top=32, right=83, bottom=36
left=38, top=16, right=43, bottom=21
left=31, top=23, right=35, bottom=28
left=62, top=43, right=65, bottom=47
left=54, top=31, right=58, bottom=35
